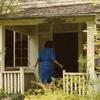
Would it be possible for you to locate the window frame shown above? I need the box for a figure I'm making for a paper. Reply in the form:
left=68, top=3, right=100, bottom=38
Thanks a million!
left=5, top=30, right=29, bottom=68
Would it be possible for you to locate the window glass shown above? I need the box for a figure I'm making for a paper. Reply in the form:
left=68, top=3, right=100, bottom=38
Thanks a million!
left=5, top=30, right=28, bottom=67
left=15, top=33, right=28, bottom=66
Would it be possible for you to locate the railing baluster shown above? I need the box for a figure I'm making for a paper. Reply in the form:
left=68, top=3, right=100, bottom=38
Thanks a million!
left=4, top=73, right=7, bottom=92
left=18, top=73, right=20, bottom=92
left=79, top=75, right=81, bottom=96
left=14, top=73, right=17, bottom=93
left=11, top=73, right=13, bottom=93
left=70, top=75, right=73, bottom=95
left=74, top=75, right=77, bottom=94
left=63, top=71, right=87, bottom=96
left=66, top=75, right=68, bottom=94
left=82, top=75, right=85, bottom=96
left=7, top=73, right=10, bottom=93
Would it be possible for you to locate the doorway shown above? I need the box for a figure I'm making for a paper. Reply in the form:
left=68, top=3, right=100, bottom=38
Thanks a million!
left=53, top=33, right=78, bottom=78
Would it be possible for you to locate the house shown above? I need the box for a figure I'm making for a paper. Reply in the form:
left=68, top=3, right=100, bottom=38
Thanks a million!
left=0, top=0, right=100, bottom=95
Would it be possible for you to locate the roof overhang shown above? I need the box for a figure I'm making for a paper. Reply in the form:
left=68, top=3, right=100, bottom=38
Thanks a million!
left=0, top=14, right=96, bottom=26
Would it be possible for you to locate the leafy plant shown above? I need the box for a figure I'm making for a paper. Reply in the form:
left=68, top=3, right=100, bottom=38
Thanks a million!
left=0, top=89, right=7, bottom=98
left=0, top=0, right=16, bottom=15
left=78, top=55, right=87, bottom=72
left=0, top=89, right=24, bottom=100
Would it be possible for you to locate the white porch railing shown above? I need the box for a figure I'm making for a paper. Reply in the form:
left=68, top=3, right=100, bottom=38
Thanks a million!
left=63, top=70, right=88, bottom=96
left=0, top=68, right=24, bottom=94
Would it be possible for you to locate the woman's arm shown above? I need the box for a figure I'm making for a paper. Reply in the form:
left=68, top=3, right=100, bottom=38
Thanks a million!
left=34, top=59, right=40, bottom=68
left=53, top=60, right=64, bottom=69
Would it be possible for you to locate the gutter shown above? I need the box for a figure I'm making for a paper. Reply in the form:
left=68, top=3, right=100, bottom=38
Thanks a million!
left=0, top=13, right=96, bottom=20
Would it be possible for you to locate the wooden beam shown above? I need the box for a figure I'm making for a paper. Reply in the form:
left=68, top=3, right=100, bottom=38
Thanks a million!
left=0, top=16, right=95, bottom=26
left=6, top=26, right=33, bottom=34
left=64, top=16, right=95, bottom=23
left=96, top=13, right=100, bottom=25
left=0, top=18, right=47, bottom=26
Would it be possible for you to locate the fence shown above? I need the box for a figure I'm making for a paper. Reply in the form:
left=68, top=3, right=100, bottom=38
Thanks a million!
left=0, top=68, right=24, bottom=94
left=63, top=70, right=88, bottom=96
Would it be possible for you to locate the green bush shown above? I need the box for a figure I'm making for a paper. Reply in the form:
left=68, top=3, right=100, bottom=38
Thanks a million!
left=24, top=89, right=100, bottom=100
left=24, top=78, right=100, bottom=100
left=0, top=89, right=24, bottom=100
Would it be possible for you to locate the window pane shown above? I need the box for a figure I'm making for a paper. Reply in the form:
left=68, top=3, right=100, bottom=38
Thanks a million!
left=22, top=50, right=28, bottom=57
left=15, top=32, right=28, bottom=67
left=22, top=41, right=28, bottom=48
left=16, top=32, right=21, bottom=41
left=16, top=41, right=22, bottom=48
left=5, top=31, right=28, bottom=67
left=15, top=50, right=21, bottom=57
left=5, top=29, right=14, bottom=67
left=22, top=34, right=28, bottom=41
left=22, top=58, right=28, bottom=66
left=15, top=58, right=21, bottom=66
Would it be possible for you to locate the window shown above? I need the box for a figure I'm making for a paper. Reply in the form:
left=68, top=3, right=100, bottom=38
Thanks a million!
left=5, top=29, right=28, bottom=67
left=5, top=29, right=14, bottom=67
left=15, top=32, right=28, bottom=66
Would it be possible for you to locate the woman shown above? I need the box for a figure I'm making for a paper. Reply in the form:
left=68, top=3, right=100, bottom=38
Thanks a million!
left=34, top=40, right=63, bottom=88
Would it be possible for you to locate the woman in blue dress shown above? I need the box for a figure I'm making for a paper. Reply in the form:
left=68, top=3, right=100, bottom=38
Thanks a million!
left=34, top=40, right=63, bottom=88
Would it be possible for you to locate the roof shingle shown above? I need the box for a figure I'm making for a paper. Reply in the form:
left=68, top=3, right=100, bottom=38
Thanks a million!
left=1, top=3, right=100, bottom=19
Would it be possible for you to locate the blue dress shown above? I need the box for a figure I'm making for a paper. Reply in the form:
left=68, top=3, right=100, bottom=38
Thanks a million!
left=38, top=48, right=56, bottom=83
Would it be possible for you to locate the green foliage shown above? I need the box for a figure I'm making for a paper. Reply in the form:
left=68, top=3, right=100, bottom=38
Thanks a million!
left=78, top=55, right=87, bottom=72
left=78, top=34, right=100, bottom=72
left=24, top=89, right=78, bottom=100
left=7, top=92, right=24, bottom=100
left=0, top=79, right=100, bottom=100
left=0, top=0, right=15, bottom=15
left=92, top=0, right=100, bottom=5
left=0, top=89, right=24, bottom=100
left=0, top=89, right=7, bottom=98
left=24, top=88, right=100, bottom=100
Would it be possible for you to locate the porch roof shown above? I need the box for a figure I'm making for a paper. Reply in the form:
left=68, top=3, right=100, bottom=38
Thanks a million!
left=0, top=3, right=100, bottom=19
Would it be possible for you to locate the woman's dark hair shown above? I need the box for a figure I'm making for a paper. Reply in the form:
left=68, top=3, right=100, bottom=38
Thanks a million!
left=44, top=40, right=54, bottom=48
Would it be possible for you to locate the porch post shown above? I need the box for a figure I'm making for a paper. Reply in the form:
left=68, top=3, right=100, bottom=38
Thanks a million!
left=0, top=26, right=5, bottom=71
left=29, top=30, right=39, bottom=80
left=0, top=72, right=3, bottom=89
left=78, top=24, right=83, bottom=72
left=20, top=67, right=24, bottom=94
left=86, top=22, right=97, bottom=80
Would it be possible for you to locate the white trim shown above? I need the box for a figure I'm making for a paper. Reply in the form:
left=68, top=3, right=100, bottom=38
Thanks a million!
left=86, top=22, right=97, bottom=80
left=13, top=31, right=16, bottom=67
left=28, top=35, right=30, bottom=67
left=5, top=67, right=35, bottom=73
left=6, top=30, right=29, bottom=68
left=0, top=26, right=5, bottom=71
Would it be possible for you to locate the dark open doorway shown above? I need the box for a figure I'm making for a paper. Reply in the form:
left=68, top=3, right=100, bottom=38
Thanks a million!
left=53, top=33, right=78, bottom=78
